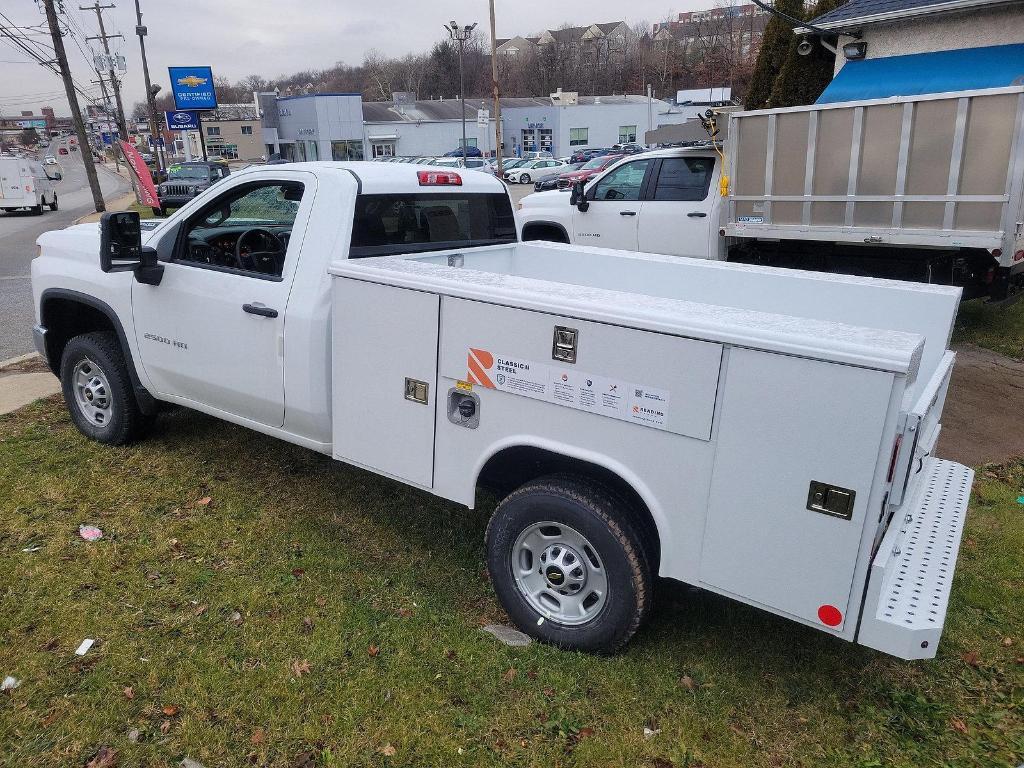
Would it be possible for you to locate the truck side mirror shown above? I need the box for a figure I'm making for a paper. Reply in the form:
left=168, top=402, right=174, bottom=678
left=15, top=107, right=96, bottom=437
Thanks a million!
left=570, top=181, right=590, bottom=212
left=99, top=210, right=163, bottom=285
left=99, top=211, right=142, bottom=272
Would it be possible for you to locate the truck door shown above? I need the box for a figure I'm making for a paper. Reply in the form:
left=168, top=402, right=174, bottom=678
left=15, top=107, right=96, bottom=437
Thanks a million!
left=572, top=157, right=654, bottom=251
left=131, top=175, right=313, bottom=427
left=637, top=156, right=717, bottom=259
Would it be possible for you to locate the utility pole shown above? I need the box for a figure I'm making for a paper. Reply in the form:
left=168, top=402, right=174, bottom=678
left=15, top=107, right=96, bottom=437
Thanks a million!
left=488, top=0, right=503, bottom=175
left=41, top=0, right=105, bottom=212
left=445, top=21, right=476, bottom=164
left=91, top=72, right=120, bottom=169
left=81, top=3, right=129, bottom=142
left=133, top=0, right=164, bottom=174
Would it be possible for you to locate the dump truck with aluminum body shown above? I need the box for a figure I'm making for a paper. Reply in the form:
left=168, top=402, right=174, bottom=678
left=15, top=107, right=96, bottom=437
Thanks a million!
left=724, top=86, right=1024, bottom=300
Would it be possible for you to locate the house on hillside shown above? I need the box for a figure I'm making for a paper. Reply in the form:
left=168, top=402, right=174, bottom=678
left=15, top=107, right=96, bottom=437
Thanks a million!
left=496, top=21, right=629, bottom=57
left=797, top=0, right=1024, bottom=102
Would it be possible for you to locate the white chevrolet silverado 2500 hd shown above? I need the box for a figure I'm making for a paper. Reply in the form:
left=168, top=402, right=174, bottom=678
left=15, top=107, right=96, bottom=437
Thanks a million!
left=32, top=161, right=972, bottom=657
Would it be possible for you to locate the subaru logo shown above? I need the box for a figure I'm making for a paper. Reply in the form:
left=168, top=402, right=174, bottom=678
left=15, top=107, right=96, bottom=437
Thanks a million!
left=172, top=113, right=190, bottom=122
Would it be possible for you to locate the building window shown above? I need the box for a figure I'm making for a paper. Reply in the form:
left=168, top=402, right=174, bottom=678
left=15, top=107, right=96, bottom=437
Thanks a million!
left=241, top=125, right=253, bottom=135
left=372, top=142, right=395, bottom=158
left=520, top=129, right=536, bottom=152
left=206, top=126, right=220, bottom=136
left=332, top=140, right=364, bottom=160
left=618, top=125, right=637, bottom=143
left=221, top=144, right=239, bottom=159
left=539, top=129, right=553, bottom=152
left=569, top=128, right=588, bottom=146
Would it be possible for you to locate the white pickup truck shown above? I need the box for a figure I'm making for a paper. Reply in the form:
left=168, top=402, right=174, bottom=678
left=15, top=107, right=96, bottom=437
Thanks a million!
left=518, top=86, right=1024, bottom=302
left=32, top=161, right=972, bottom=657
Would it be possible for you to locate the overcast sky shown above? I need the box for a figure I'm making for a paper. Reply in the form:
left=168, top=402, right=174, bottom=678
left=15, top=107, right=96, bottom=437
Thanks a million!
left=1, top=0, right=712, bottom=116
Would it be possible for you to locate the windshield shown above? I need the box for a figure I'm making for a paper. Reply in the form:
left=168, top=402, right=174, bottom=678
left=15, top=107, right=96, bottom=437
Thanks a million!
left=350, top=192, right=516, bottom=258
left=168, top=164, right=211, bottom=180
left=582, top=156, right=617, bottom=170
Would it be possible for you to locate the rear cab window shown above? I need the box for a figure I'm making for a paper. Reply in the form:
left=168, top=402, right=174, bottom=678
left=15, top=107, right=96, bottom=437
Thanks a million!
left=349, top=193, right=516, bottom=258
left=651, top=156, right=716, bottom=201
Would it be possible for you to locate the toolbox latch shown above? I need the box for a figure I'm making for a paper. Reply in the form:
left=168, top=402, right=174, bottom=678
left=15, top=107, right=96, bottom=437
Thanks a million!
left=807, top=481, right=856, bottom=520
left=552, top=325, right=578, bottom=364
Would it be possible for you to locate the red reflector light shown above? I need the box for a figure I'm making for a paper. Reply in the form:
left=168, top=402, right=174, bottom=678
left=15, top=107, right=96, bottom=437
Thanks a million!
left=817, top=604, right=843, bottom=627
left=417, top=170, right=462, bottom=186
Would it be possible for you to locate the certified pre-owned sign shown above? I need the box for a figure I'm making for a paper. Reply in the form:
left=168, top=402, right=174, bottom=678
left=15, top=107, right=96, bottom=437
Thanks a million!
left=164, top=110, right=200, bottom=131
left=168, top=66, right=218, bottom=110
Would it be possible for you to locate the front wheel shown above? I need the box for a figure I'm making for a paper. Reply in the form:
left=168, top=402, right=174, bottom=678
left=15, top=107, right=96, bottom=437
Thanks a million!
left=49, top=194, right=58, bottom=211
left=520, top=173, right=531, bottom=184
left=60, top=332, right=153, bottom=445
left=485, top=474, right=652, bottom=653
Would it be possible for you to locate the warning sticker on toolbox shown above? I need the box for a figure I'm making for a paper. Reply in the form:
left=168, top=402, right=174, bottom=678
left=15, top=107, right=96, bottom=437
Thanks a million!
left=466, top=347, right=671, bottom=431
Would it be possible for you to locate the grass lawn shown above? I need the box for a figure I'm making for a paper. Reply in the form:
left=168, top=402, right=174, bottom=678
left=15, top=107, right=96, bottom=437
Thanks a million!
left=953, top=297, right=1024, bottom=360
left=0, top=399, right=1021, bottom=767
left=129, top=201, right=155, bottom=220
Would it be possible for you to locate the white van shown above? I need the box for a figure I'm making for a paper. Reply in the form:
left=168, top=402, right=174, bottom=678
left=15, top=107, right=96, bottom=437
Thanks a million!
left=0, top=157, right=59, bottom=215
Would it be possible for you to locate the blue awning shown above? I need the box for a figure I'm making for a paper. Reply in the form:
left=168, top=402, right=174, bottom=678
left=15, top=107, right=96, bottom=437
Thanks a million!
left=817, top=44, right=1024, bottom=104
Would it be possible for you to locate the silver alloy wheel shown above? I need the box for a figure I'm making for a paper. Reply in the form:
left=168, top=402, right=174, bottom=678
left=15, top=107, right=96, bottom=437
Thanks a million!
left=511, top=521, right=608, bottom=626
left=72, top=358, right=113, bottom=427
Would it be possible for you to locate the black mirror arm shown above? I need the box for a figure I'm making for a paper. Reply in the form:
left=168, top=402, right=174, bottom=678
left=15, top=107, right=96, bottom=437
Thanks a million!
left=134, top=246, right=164, bottom=286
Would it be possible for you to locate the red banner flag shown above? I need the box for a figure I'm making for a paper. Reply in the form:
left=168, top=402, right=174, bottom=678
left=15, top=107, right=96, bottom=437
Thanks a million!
left=118, top=140, right=160, bottom=208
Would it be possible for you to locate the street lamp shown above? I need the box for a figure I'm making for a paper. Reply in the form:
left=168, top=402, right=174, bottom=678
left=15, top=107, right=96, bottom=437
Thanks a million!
left=444, top=20, right=477, bottom=163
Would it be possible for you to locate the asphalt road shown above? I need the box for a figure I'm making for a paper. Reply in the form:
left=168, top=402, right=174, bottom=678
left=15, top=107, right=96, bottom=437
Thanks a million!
left=0, top=142, right=130, bottom=361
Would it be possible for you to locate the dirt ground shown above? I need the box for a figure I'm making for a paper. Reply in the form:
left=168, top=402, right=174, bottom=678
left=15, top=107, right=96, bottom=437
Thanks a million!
left=938, top=344, right=1024, bottom=466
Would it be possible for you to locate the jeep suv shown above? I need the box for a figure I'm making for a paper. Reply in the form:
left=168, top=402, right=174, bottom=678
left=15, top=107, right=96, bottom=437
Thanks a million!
left=155, top=161, right=230, bottom=216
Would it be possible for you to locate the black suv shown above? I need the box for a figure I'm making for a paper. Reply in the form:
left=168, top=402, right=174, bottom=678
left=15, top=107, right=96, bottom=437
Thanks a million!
left=155, top=161, right=230, bottom=216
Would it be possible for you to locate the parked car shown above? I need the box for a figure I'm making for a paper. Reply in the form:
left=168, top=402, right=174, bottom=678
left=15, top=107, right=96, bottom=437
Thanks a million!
left=504, top=159, right=568, bottom=184
left=155, top=161, right=230, bottom=216
left=534, top=161, right=585, bottom=191
left=612, top=143, right=646, bottom=154
left=69, top=144, right=78, bottom=152
left=442, top=146, right=483, bottom=158
left=519, top=150, right=554, bottom=160
left=555, top=153, right=624, bottom=189
left=569, top=147, right=613, bottom=163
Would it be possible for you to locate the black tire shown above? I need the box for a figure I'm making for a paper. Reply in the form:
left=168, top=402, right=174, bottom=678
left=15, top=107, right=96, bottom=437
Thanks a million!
left=520, top=173, right=531, bottom=184
left=59, top=331, right=152, bottom=445
left=49, top=194, right=58, bottom=211
left=31, top=201, right=43, bottom=215
left=485, top=474, right=652, bottom=653
left=152, top=207, right=164, bottom=217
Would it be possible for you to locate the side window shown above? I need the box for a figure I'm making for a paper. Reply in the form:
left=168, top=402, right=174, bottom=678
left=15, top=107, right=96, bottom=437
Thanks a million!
left=177, top=181, right=305, bottom=278
left=592, top=159, right=652, bottom=202
left=652, top=157, right=716, bottom=202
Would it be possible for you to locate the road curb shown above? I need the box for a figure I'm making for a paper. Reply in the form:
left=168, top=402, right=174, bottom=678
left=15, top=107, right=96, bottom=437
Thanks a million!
left=71, top=163, right=137, bottom=225
left=0, top=352, right=41, bottom=371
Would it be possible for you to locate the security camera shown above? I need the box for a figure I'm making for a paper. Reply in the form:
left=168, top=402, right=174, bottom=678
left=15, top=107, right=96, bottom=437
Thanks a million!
left=797, top=38, right=814, bottom=56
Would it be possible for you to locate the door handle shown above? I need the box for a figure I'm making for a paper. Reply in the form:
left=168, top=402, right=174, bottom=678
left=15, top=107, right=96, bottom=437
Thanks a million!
left=687, top=212, right=707, bottom=218
left=619, top=211, right=637, bottom=216
left=243, top=303, right=278, bottom=318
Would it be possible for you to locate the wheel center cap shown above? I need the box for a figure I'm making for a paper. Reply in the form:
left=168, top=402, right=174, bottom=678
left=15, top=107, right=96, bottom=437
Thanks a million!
left=84, top=389, right=93, bottom=400
left=545, top=566, right=565, bottom=585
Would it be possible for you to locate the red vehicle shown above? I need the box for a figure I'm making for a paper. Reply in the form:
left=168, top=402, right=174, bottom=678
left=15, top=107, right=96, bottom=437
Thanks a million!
left=58, top=147, right=69, bottom=155
left=555, top=153, right=624, bottom=189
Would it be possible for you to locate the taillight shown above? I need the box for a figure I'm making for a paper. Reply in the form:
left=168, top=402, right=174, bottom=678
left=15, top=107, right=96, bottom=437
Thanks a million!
left=417, top=170, right=462, bottom=186
left=887, top=435, right=903, bottom=483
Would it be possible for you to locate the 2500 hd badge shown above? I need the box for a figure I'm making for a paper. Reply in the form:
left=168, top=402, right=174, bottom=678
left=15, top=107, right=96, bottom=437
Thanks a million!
left=143, top=332, right=188, bottom=350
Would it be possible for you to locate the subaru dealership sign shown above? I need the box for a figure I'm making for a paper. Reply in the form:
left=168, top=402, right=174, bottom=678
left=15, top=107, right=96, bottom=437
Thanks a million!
left=168, top=66, right=217, bottom=110
left=165, top=110, right=200, bottom=131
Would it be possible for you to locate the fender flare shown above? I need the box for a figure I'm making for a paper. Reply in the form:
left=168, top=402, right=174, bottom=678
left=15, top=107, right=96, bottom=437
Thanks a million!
left=520, top=220, right=570, bottom=243
left=39, top=287, right=158, bottom=414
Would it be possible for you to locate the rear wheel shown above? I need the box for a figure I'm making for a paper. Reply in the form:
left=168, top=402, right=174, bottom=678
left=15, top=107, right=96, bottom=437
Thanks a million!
left=59, top=332, right=153, bottom=445
left=485, top=474, right=652, bottom=653
left=31, top=200, right=43, bottom=215
left=49, top=194, right=58, bottom=211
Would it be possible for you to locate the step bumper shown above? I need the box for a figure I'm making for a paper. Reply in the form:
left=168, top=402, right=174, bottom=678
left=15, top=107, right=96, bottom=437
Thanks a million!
left=857, top=458, right=974, bottom=660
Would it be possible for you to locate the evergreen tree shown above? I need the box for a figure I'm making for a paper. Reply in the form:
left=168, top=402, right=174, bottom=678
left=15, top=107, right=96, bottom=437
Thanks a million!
left=744, top=0, right=805, bottom=109
left=768, top=0, right=848, bottom=107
